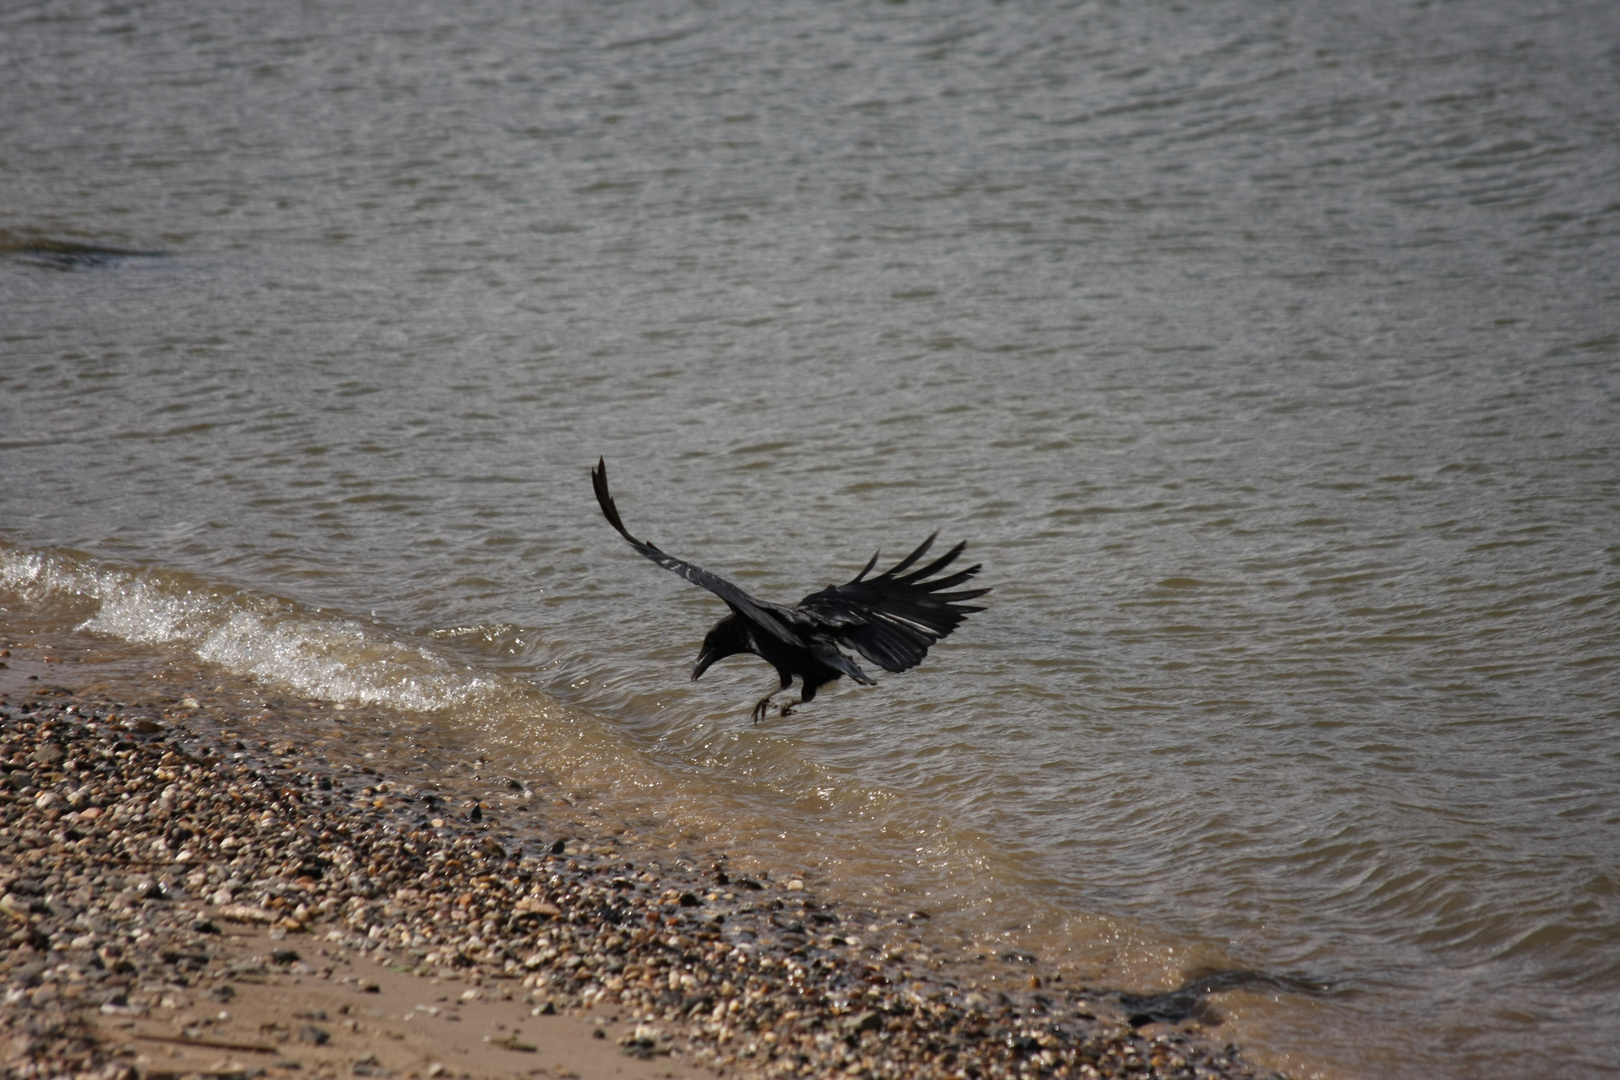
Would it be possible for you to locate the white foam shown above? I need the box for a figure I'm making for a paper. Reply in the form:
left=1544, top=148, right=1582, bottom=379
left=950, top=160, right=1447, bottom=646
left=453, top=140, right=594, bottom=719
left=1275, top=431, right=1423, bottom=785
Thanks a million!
left=1, top=544, right=496, bottom=714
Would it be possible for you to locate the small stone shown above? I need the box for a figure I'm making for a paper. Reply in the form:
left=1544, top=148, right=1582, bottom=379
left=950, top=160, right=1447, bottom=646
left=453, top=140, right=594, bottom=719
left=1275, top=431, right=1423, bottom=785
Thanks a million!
left=218, top=903, right=276, bottom=924
left=844, top=1010, right=882, bottom=1035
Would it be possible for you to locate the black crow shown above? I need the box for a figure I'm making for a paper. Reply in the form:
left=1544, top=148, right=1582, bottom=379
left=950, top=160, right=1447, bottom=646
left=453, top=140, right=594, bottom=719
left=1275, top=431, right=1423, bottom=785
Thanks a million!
left=591, top=458, right=988, bottom=722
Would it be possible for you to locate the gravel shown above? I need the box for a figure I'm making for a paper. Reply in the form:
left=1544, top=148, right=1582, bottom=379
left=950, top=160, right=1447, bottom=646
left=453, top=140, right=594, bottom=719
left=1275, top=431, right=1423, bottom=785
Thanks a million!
left=1, top=686, right=1287, bottom=1080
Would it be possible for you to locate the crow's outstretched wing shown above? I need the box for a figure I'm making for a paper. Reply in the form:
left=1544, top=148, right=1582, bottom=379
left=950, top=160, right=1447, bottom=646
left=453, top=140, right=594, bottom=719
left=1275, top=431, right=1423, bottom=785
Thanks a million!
left=592, top=458, right=798, bottom=643
left=793, top=534, right=988, bottom=673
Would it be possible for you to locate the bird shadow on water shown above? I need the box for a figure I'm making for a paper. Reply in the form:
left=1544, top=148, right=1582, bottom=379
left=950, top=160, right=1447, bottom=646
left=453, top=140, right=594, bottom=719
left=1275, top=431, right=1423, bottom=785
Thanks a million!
left=1112, top=968, right=1339, bottom=1028
left=1, top=233, right=167, bottom=271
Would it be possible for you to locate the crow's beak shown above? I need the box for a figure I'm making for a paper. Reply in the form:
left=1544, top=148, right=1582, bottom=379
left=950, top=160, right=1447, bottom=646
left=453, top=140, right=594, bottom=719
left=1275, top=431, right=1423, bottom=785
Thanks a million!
left=692, top=649, right=717, bottom=681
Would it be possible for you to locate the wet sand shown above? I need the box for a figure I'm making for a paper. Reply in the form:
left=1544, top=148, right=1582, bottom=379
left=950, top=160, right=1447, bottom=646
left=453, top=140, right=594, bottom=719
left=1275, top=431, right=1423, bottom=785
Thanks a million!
left=1, top=621, right=1286, bottom=1080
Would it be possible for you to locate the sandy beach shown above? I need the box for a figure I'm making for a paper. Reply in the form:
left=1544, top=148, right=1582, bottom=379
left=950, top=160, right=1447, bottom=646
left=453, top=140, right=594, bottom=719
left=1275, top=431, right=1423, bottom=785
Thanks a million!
left=1, top=620, right=1286, bottom=1080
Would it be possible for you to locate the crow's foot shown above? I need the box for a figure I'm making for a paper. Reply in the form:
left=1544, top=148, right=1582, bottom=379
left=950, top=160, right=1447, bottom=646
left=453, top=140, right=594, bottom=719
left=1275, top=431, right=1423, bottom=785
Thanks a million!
left=780, top=693, right=813, bottom=718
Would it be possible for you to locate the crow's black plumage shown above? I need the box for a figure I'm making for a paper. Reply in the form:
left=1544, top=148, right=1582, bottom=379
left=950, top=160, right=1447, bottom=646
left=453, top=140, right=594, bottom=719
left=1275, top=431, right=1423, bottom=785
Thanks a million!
left=591, top=458, right=988, bottom=722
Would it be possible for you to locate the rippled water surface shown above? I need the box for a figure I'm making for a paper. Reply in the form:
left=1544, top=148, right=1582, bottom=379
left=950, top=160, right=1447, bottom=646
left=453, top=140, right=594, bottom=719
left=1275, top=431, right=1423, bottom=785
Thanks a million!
left=4, top=1, right=1619, bottom=1076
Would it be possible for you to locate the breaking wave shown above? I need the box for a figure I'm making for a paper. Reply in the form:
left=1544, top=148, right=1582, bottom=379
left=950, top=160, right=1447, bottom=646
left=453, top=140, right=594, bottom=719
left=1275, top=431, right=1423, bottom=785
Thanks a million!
left=1, top=544, right=497, bottom=714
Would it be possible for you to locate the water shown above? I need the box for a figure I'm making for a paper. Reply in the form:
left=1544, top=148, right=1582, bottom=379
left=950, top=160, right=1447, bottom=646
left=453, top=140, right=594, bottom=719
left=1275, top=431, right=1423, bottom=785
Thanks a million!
left=4, top=0, right=1619, bottom=1074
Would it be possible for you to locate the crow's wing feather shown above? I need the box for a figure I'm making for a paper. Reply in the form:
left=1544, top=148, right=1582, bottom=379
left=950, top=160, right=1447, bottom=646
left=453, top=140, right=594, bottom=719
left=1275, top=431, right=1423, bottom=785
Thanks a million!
left=808, top=642, right=876, bottom=686
left=794, top=534, right=988, bottom=673
left=592, top=459, right=798, bottom=643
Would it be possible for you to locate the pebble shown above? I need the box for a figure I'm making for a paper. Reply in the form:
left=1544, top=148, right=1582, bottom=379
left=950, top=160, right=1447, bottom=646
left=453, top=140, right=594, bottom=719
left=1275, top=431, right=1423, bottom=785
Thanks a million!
left=1, top=687, right=1288, bottom=1080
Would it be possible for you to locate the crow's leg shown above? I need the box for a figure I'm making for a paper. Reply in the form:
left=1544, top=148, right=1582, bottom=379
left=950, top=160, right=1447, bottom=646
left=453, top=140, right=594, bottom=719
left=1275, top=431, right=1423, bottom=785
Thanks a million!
left=780, top=694, right=814, bottom=718
left=781, top=680, right=826, bottom=717
left=753, top=672, right=797, bottom=724
left=751, top=687, right=784, bottom=724
left=781, top=678, right=824, bottom=717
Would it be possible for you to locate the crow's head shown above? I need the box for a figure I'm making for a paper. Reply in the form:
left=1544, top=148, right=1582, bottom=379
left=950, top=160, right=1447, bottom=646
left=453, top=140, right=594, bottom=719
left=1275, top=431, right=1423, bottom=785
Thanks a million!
left=693, top=612, right=753, bottom=680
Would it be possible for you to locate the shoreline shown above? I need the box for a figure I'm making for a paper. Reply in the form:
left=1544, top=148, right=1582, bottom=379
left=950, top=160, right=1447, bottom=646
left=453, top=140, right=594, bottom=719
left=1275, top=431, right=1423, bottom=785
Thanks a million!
left=1, top=621, right=1287, bottom=1080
